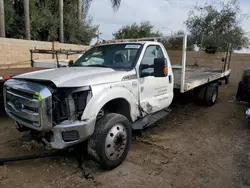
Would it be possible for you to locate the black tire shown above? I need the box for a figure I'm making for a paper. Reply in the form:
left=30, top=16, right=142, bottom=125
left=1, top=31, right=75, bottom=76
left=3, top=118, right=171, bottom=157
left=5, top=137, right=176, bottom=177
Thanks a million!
left=236, top=81, right=243, bottom=101
left=204, top=83, right=218, bottom=106
left=87, top=113, right=132, bottom=170
left=225, top=76, right=230, bottom=84
left=195, top=86, right=207, bottom=105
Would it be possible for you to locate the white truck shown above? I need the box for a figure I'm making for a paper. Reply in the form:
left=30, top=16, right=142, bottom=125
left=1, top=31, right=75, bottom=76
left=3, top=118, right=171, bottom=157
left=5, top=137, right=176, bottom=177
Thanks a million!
left=3, top=35, right=231, bottom=170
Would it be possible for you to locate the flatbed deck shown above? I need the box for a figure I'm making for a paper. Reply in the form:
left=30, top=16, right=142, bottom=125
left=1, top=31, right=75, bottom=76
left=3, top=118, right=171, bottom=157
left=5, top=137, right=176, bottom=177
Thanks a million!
left=173, top=65, right=231, bottom=92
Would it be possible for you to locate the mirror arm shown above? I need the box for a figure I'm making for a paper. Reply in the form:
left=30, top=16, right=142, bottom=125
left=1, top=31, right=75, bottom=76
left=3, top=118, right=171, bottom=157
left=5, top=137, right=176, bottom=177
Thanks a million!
left=140, top=64, right=153, bottom=70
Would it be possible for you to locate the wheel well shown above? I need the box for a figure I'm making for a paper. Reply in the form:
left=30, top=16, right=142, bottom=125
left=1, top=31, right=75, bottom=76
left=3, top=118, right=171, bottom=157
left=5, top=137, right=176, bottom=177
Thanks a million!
left=100, top=98, right=132, bottom=121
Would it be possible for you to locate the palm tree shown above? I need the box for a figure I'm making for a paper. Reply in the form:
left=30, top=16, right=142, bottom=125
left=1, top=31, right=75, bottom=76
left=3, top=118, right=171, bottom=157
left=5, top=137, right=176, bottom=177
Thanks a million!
left=59, top=0, right=64, bottom=42
left=78, top=0, right=82, bottom=23
left=84, top=0, right=121, bottom=13
left=109, top=0, right=121, bottom=11
left=0, top=0, right=5, bottom=37
left=61, top=0, right=121, bottom=43
left=81, top=0, right=121, bottom=21
left=24, top=0, right=30, bottom=39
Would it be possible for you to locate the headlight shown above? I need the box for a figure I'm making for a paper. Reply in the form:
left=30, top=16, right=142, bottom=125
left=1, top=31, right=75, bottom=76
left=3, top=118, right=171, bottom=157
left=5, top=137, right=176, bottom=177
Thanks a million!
left=52, top=87, right=92, bottom=125
left=72, top=89, right=92, bottom=120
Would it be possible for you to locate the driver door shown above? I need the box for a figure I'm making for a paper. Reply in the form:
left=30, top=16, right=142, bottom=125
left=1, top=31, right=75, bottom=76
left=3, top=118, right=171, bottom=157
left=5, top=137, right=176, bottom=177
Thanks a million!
left=138, top=45, right=173, bottom=114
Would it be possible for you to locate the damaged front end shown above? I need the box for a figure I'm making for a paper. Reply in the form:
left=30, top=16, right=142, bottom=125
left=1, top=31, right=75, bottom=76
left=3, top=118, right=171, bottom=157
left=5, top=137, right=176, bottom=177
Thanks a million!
left=4, top=79, right=95, bottom=149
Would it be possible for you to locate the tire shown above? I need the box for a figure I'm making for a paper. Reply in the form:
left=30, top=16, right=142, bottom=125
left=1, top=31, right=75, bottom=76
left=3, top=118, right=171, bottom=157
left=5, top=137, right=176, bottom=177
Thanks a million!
left=236, top=81, right=243, bottom=101
left=195, top=86, right=207, bottom=105
left=204, top=83, right=218, bottom=106
left=225, top=76, right=230, bottom=84
left=87, top=113, right=132, bottom=170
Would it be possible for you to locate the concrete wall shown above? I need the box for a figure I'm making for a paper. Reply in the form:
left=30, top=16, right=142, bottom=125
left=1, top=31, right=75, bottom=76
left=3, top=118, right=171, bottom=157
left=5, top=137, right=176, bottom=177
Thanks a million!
left=0, top=37, right=89, bottom=68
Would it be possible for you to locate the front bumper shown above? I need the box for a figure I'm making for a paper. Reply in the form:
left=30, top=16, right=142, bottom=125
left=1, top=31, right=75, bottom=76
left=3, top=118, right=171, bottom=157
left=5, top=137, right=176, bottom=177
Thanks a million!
left=50, top=118, right=95, bottom=149
left=4, top=79, right=95, bottom=150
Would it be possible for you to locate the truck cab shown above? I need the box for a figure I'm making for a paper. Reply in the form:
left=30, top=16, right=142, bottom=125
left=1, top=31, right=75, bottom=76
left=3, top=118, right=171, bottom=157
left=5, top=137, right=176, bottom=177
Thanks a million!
left=4, top=41, right=174, bottom=170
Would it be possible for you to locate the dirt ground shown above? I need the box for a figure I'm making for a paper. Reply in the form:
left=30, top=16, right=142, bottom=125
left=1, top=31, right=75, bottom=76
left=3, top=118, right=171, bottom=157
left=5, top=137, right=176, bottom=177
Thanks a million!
left=1, top=64, right=250, bottom=188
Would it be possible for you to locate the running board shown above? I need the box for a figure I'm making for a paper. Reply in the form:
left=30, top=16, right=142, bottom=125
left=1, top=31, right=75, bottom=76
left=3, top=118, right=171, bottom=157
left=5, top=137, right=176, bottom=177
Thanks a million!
left=132, top=108, right=171, bottom=130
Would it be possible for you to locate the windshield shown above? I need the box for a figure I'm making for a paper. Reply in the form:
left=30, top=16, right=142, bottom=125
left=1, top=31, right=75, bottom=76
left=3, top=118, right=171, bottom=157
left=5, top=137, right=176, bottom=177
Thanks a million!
left=73, top=43, right=142, bottom=69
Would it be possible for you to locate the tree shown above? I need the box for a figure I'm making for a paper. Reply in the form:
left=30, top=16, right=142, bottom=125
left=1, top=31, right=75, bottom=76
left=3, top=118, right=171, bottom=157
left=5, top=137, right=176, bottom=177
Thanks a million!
left=113, top=21, right=162, bottom=39
left=59, top=0, right=63, bottom=42
left=185, top=0, right=249, bottom=51
left=84, top=0, right=121, bottom=12
left=0, top=0, right=5, bottom=37
left=112, top=22, right=195, bottom=50
left=3, top=0, right=122, bottom=44
left=24, top=0, right=30, bottom=39
left=4, top=0, right=98, bottom=44
left=78, top=0, right=82, bottom=23
left=162, top=30, right=194, bottom=51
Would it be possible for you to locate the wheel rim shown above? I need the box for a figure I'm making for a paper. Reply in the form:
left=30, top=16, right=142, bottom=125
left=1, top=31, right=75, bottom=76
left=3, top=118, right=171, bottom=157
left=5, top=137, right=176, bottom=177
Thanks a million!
left=105, top=123, right=127, bottom=160
left=212, top=89, right=217, bottom=103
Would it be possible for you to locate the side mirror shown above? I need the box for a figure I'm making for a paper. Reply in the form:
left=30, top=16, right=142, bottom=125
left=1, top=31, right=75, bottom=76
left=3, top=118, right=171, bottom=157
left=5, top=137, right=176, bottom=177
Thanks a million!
left=68, top=60, right=74, bottom=67
left=153, top=58, right=168, bottom=77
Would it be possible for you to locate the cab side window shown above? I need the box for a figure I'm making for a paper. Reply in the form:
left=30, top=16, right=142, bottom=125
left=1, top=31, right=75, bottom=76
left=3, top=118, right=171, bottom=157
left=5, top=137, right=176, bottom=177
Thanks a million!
left=140, top=45, right=165, bottom=76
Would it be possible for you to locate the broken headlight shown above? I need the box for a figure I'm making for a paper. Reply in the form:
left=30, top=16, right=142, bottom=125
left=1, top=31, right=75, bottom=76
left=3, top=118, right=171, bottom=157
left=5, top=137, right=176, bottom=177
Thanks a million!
left=52, top=87, right=92, bottom=125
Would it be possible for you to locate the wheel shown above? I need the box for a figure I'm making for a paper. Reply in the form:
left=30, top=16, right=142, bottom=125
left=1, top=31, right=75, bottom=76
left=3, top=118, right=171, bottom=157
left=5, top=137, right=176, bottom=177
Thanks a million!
left=194, top=86, right=207, bottom=105
left=225, top=76, right=230, bottom=84
left=87, top=113, right=132, bottom=170
left=236, top=81, right=243, bottom=101
left=204, top=83, right=218, bottom=106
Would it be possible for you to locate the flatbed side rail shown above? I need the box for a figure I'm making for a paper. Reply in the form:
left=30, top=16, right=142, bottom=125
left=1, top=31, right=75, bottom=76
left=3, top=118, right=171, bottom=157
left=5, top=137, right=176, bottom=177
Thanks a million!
left=177, top=35, right=232, bottom=93
left=180, top=35, right=187, bottom=93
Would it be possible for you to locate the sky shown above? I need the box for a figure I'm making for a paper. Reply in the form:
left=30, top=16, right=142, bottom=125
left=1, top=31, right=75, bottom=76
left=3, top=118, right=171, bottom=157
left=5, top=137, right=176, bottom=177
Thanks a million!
left=88, top=0, right=250, bottom=52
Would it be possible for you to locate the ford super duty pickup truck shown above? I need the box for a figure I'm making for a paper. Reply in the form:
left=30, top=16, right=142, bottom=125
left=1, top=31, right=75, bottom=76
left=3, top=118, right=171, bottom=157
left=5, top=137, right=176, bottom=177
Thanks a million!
left=3, top=35, right=231, bottom=170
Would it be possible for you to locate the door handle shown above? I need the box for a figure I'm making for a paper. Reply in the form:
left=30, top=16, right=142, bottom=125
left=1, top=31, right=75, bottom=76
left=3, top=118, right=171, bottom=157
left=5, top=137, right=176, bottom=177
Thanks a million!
left=169, top=75, right=172, bottom=83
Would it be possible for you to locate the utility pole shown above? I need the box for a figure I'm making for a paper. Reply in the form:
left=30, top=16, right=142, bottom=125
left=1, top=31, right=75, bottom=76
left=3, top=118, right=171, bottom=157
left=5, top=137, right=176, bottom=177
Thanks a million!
left=59, top=0, right=64, bottom=43
left=97, top=30, right=100, bottom=43
left=162, top=27, right=173, bottom=36
left=0, top=0, right=6, bottom=37
left=96, top=29, right=102, bottom=43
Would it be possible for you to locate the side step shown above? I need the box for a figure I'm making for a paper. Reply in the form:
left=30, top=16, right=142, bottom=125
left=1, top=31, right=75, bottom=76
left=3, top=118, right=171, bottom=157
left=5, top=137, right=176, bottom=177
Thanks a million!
left=132, top=108, right=171, bottom=130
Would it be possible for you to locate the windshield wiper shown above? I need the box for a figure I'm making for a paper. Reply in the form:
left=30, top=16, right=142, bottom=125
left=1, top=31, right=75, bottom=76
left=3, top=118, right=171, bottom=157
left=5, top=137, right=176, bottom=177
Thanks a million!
left=86, top=64, right=111, bottom=68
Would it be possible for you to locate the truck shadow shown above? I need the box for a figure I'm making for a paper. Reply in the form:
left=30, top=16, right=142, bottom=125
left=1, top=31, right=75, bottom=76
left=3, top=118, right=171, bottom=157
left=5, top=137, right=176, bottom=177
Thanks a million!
left=0, top=103, right=7, bottom=117
left=0, top=90, right=204, bottom=177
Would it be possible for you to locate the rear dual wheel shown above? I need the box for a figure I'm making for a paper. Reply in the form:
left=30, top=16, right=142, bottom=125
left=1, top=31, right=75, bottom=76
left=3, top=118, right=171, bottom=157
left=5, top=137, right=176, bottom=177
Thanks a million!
left=195, top=83, right=219, bottom=106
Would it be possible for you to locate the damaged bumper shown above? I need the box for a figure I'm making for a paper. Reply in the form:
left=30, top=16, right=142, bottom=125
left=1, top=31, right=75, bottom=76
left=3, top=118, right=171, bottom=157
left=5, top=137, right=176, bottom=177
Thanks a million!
left=4, top=78, right=95, bottom=150
left=49, top=118, right=95, bottom=149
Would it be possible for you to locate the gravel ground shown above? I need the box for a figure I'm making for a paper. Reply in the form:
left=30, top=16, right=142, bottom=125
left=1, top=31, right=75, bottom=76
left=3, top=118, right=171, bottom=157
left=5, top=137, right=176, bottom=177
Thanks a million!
left=0, top=75, right=250, bottom=188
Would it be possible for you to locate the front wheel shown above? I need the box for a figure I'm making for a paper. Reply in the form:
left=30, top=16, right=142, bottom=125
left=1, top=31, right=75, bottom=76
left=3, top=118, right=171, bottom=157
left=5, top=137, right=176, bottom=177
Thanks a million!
left=88, top=113, right=132, bottom=170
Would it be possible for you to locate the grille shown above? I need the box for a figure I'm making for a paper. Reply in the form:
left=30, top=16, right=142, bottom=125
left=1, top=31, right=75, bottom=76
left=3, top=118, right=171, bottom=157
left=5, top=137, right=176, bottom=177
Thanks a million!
left=5, top=88, right=41, bottom=127
left=4, top=79, right=53, bottom=131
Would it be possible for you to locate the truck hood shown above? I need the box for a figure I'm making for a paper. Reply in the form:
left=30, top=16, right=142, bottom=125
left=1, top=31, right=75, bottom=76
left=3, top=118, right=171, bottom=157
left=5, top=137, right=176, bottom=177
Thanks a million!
left=13, top=67, right=131, bottom=87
